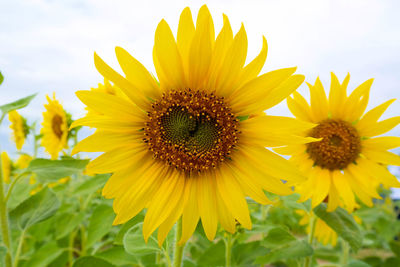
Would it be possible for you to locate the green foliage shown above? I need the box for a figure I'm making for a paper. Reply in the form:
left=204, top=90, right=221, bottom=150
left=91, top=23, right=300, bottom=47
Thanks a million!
left=72, top=256, right=115, bottom=267
left=86, top=204, right=114, bottom=248
left=27, top=158, right=89, bottom=182
left=123, top=223, right=161, bottom=256
left=0, top=94, right=36, bottom=115
left=314, top=203, right=362, bottom=252
left=0, top=71, right=3, bottom=86
left=9, top=187, right=60, bottom=230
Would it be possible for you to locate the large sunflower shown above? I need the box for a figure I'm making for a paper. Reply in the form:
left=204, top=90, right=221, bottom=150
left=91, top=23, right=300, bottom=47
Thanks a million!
left=41, top=94, right=69, bottom=159
left=72, top=5, right=316, bottom=245
left=277, top=73, right=400, bottom=212
left=8, top=110, right=28, bottom=150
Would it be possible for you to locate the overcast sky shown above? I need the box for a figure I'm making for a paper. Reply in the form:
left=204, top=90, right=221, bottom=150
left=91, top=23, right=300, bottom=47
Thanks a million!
left=0, top=0, right=399, bottom=160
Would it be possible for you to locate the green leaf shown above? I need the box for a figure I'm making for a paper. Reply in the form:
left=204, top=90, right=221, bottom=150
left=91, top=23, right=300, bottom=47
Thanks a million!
left=0, top=94, right=36, bottom=114
left=345, top=259, right=372, bottom=267
left=255, top=240, right=313, bottom=264
left=114, top=213, right=144, bottom=245
left=55, top=212, right=85, bottom=239
left=72, top=174, right=110, bottom=196
left=23, top=242, right=63, bottom=267
left=383, top=257, right=400, bottom=267
left=0, top=246, right=7, bottom=267
left=10, top=187, right=60, bottom=230
left=27, top=158, right=89, bottom=182
left=72, top=256, right=115, bottom=267
left=389, top=240, right=400, bottom=257
left=314, top=203, right=362, bottom=252
left=86, top=204, right=115, bottom=248
left=0, top=72, right=3, bottom=86
left=261, top=227, right=296, bottom=248
left=123, top=222, right=161, bottom=256
left=95, top=246, right=138, bottom=265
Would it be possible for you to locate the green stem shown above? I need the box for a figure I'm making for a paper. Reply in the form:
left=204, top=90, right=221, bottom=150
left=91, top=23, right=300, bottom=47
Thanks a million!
left=224, top=233, right=233, bottom=267
left=304, top=213, right=317, bottom=267
left=68, top=230, right=76, bottom=267
left=172, top=219, right=185, bottom=267
left=4, top=172, right=29, bottom=204
left=341, top=240, right=350, bottom=265
left=0, top=150, right=12, bottom=267
left=13, top=229, right=26, bottom=267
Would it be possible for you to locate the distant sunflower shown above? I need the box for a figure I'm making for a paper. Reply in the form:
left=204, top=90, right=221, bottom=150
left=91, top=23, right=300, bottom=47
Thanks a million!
left=72, top=5, right=316, bottom=245
left=15, top=154, right=32, bottom=169
left=8, top=110, right=28, bottom=150
left=277, top=73, right=400, bottom=212
left=41, top=94, right=69, bottom=159
left=1, top=151, right=11, bottom=184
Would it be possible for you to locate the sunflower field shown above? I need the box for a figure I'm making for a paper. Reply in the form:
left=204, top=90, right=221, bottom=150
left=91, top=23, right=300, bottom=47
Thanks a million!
left=1, top=4, right=400, bottom=267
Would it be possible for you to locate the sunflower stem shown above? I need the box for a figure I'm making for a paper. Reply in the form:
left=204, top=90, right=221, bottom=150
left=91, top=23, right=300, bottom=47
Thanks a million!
left=224, top=233, right=233, bottom=267
left=341, top=239, right=350, bottom=265
left=13, top=229, right=26, bottom=267
left=0, top=149, right=13, bottom=267
left=172, top=218, right=185, bottom=267
left=304, top=212, right=317, bottom=267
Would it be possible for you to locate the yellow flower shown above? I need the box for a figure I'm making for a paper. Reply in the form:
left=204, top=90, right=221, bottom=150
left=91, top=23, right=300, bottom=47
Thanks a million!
left=8, top=110, right=28, bottom=150
left=48, top=177, right=70, bottom=188
left=1, top=151, right=11, bottom=184
left=277, top=73, right=400, bottom=212
left=41, top=94, right=69, bottom=159
left=15, top=154, right=32, bottom=169
left=72, top=6, right=315, bottom=245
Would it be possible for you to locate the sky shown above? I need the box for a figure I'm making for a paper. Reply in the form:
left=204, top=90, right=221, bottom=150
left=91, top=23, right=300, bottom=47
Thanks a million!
left=0, top=0, right=399, bottom=192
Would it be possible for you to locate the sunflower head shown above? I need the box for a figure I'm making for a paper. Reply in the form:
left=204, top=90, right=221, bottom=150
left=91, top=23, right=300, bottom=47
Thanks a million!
left=41, top=93, right=69, bottom=160
left=8, top=110, right=29, bottom=150
left=72, top=5, right=313, bottom=245
left=279, top=73, right=400, bottom=212
left=15, top=154, right=33, bottom=169
left=1, top=151, right=12, bottom=184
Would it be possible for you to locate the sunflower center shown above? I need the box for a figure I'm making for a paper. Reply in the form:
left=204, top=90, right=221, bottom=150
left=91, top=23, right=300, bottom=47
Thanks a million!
left=52, top=115, right=63, bottom=139
left=144, top=89, right=239, bottom=173
left=306, top=119, right=361, bottom=170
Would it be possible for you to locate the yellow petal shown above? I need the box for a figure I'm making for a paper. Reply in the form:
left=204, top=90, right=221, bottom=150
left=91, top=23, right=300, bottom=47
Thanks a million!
left=239, top=36, right=268, bottom=86
left=86, top=146, right=147, bottom=173
left=342, top=78, right=373, bottom=122
left=215, top=191, right=236, bottom=233
left=76, top=90, right=144, bottom=120
left=143, top=172, right=185, bottom=241
left=331, top=171, right=355, bottom=212
left=115, top=47, right=161, bottom=100
left=311, top=168, right=331, bottom=208
left=329, top=72, right=346, bottom=119
left=228, top=67, right=297, bottom=115
left=180, top=178, right=199, bottom=244
left=188, top=5, right=213, bottom=89
left=363, top=149, right=400, bottom=166
left=308, top=77, right=329, bottom=122
left=197, top=173, right=218, bottom=240
left=359, top=116, right=400, bottom=137
left=362, top=136, right=400, bottom=150
left=356, top=99, right=395, bottom=133
left=153, top=19, right=185, bottom=89
left=177, top=7, right=195, bottom=75
left=287, top=93, right=313, bottom=122
left=216, top=165, right=251, bottom=229
left=344, top=170, right=373, bottom=207
left=93, top=53, right=149, bottom=111
left=215, top=24, right=248, bottom=96
left=326, top=180, right=341, bottom=212
left=70, top=116, right=143, bottom=131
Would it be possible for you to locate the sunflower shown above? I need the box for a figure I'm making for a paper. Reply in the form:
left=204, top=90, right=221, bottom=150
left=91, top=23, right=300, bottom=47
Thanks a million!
left=72, top=5, right=317, bottom=245
left=1, top=151, right=11, bottom=184
left=15, top=154, right=32, bottom=169
left=276, top=73, right=400, bottom=212
left=8, top=110, right=28, bottom=150
left=41, top=94, right=69, bottom=159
